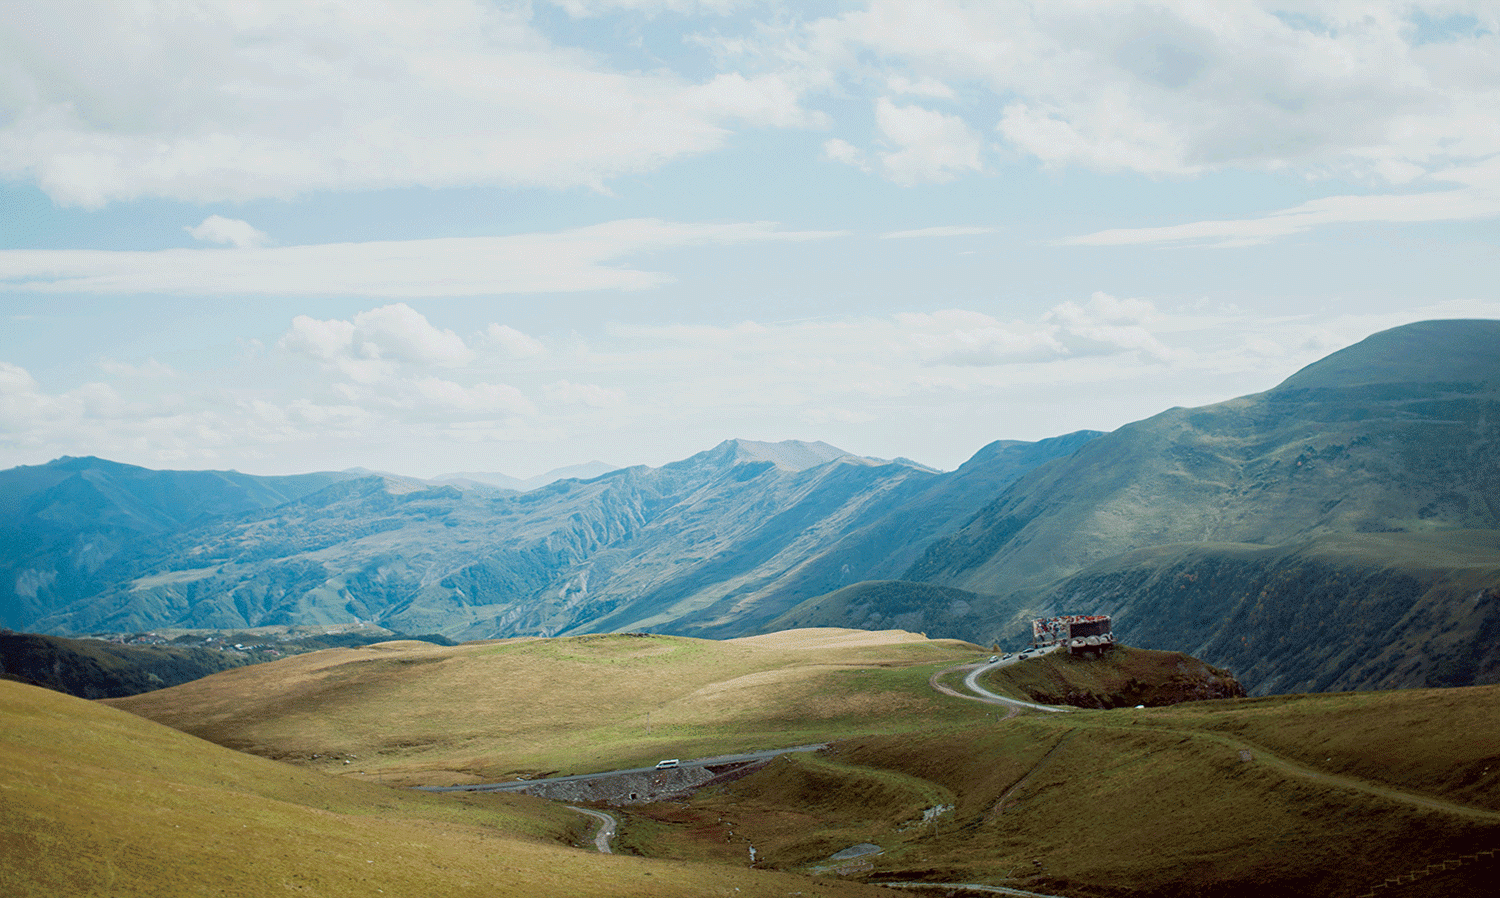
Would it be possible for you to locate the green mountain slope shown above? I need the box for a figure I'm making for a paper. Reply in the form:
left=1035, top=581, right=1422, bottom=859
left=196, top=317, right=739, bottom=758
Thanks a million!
left=0, top=630, right=256, bottom=698
left=899, top=319, right=1500, bottom=690
left=1044, top=531, right=1500, bottom=694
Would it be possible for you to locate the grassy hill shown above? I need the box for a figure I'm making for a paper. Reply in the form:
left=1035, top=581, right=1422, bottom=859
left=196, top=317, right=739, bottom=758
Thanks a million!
left=765, top=580, right=1026, bottom=643
left=97, top=629, right=1500, bottom=896
left=105, top=629, right=993, bottom=785
left=979, top=644, right=1245, bottom=707
left=0, top=678, right=895, bottom=898
left=628, top=677, right=1500, bottom=897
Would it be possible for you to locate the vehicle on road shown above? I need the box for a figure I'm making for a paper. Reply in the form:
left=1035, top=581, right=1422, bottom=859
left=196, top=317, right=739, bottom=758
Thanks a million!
left=654, top=759, right=679, bottom=769
left=988, top=655, right=999, bottom=663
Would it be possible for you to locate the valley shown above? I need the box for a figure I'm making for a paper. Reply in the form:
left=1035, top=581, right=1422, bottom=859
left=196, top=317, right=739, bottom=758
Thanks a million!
left=4, top=321, right=1500, bottom=697
left=4, top=319, right=1500, bottom=894
left=33, top=629, right=1491, bottom=897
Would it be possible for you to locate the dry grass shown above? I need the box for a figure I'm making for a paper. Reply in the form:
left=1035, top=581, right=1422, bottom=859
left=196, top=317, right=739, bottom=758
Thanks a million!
left=650, top=712, right=1500, bottom=897
left=104, top=628, right=989, bottom=785
left=1130, top=682, right=1500, bottom=810
left=0, top=679, right=903, bottom=898
left=89, top=628, right=1500, bottom=897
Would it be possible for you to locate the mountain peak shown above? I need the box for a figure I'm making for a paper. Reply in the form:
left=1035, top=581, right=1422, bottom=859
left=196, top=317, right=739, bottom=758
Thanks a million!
left=717, top=439, right=874, bottom=472
left=1274, top=319, right=1500, bottom=393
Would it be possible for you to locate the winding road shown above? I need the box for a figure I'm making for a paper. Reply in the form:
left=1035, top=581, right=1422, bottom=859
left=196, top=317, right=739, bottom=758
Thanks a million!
left=566, top=806, right=617, bottom=854
left=931, top=646, right=1074, bottom=715
left=418, top=744, right=827, bottom=794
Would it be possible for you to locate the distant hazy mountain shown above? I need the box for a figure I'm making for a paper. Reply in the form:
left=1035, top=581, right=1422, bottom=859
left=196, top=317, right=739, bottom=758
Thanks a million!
left=6, top=320, right=1499, bottom=695
left=6, top=437, right=1078, bottom=641
left=431, top=460, right=620, bottom=492
left=0, top=457, right=354, bottom=632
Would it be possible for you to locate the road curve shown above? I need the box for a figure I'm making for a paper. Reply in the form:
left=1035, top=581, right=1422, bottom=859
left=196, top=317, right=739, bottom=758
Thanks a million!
left=566, top=806, right=617, bottom=854
left=932, top=648, right=1074, bottom=715
left=961, top=651, right=1072, bottom=714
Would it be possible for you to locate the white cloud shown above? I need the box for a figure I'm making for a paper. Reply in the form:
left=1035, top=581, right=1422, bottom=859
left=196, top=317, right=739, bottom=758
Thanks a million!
left=881, top=226, right=997, bottom=239
left=550, top=0, right=748, bottom=16
left=280, top=316, right=359, bottom=363
left=771, top=1, right=1500, bottom=184
left=1065, top=159, right=1500, bottom=247
left=414, top=378, right=535, bottom=416
left=687, top=73, right=827, bottom=129
left=486, top=324, right=548, bottom=359
left=887, top=74, right=955, bottom=99
left=822, top=138, right=871, bottom=171
left=352, top=304, right=473, bottom=367
left=185, top=215, right=268, bottom=249
left=280, top=304, right=471, bottom=376
left=874, top=98, right=984, bottom=185
left=0, top=219, right=846, bottom=297
left=0, top=0, right=816, bottom=206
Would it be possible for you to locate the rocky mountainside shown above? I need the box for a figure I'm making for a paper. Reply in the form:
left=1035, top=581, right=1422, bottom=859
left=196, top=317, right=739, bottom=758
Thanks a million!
left=0, top=457, right=355, bottom=632
left=7, top=436, right=1084, bottom=641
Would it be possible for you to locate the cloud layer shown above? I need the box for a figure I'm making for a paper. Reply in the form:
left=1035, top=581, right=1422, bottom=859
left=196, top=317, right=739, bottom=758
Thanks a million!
left=13, top=295, right=1498, bottom=476
left=0, top=0, right=816, bottom=206
left=0, top=219, right=844, bottom=297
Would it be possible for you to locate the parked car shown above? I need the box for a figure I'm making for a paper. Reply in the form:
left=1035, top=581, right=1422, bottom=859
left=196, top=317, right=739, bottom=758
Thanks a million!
left=988, top=655, right=999, bottom=663
left=654, top=758, right=680, bottom=769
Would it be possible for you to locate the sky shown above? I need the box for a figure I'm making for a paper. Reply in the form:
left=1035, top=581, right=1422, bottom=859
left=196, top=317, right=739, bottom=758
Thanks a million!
left=3, top=0, right=1500, bottom=478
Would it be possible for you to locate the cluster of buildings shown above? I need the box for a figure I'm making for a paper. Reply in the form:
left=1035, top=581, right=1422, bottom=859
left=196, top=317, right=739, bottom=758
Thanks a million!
left=1031, top=614, right=1115, bottom=655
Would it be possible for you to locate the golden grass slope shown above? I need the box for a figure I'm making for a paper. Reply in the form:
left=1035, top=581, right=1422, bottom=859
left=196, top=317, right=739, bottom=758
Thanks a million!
left=630, top=686, right=1500, bottom=897
left=105, top=629, right=989, bottom=786
left=0, top=678, right=899, bottom=898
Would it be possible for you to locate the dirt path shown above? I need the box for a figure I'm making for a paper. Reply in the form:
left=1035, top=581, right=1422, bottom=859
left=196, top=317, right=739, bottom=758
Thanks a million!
left=881, top=881, right=1071, bottom=897
left=567, top=806, right=617, bottom=854
left=932, top=661, right=1500, bottom=823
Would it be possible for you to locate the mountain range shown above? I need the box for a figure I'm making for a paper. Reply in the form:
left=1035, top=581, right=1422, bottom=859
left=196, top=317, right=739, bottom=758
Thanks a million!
left=3, top=319, right=1498, bottom=694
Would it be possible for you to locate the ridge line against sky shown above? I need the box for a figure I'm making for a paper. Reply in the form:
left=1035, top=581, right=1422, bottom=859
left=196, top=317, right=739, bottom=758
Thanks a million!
left=3, top=0, right=1500, bottom=478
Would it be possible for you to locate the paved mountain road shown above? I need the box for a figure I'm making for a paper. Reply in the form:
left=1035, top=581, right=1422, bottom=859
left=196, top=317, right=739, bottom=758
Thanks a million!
left=930, top=647, right=1073, bottom=716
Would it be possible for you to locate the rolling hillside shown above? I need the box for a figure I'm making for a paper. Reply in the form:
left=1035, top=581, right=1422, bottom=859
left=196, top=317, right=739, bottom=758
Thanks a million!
left=0, top=677, right=890, bottom=898
left=98, top=632, right=1500, bottom=898
left=104, top=629, right=990, bottom=785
